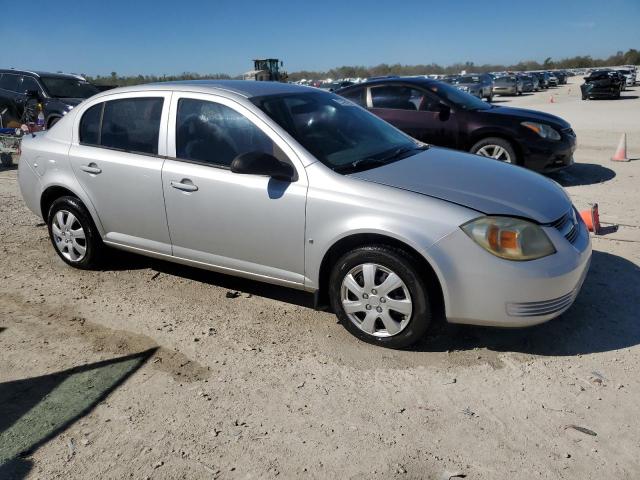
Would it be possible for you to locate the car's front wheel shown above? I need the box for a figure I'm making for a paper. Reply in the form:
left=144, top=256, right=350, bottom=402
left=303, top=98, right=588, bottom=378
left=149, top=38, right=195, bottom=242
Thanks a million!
left=329, top=246, right=432, bottom=349
left=47, top=196, right=103, bottom=269
left=470, top=137, right=517, bottom=164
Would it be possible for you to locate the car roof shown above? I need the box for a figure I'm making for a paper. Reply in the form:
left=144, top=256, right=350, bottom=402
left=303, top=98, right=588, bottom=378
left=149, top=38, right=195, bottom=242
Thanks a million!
left=97, top=80, right=316, bottom=99
left=339, top=77, right=439, bottom=91
left=0, top=69, right=83, bottom=80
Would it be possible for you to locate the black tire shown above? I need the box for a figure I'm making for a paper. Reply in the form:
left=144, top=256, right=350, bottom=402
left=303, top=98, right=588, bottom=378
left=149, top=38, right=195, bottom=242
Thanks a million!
left=47, top=196, right=103, bottom=269
left=329, top=245, right=432, bottom=349
left=1, top=153, right=12, bottom=168
left=47, top=116, right=61, bottom=129
left=487, top=93, right=494, bottom=102
left=470, top=137, right=518, bottom=165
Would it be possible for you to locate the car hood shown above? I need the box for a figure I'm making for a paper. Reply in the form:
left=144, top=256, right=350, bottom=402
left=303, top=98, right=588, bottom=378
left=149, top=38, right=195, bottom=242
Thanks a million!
left=57, top=97, right=85, bottom=106
left=481, top=106, right=570, bottom=128
left=350, top=147, right=571, bottom=224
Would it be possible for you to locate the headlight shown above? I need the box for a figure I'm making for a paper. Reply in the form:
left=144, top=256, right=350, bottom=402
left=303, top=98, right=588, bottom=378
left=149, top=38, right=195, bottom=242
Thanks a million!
left=461, top=216, right=556, bottom=261
left=521, top=121, right=561, bottom=140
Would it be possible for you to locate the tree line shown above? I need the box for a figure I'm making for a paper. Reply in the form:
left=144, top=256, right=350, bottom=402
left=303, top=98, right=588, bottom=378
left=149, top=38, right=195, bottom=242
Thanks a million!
left=83, top=49, right=639, bottom=86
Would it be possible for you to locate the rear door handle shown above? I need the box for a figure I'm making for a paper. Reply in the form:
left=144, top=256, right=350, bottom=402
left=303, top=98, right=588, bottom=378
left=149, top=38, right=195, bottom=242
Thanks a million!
left=170, top=179, right=198, bottom=192
left=80, top=163, right=101, bottom=174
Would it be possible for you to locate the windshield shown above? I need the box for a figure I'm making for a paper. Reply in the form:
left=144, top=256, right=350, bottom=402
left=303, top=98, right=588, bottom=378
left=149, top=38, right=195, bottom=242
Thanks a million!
left=495, top=77, right=515, bottom=85
left=251, top=91, right=422, bottom=173
left=427, top=82, right=491, bottom=110
left=456, top=76, right=480, bottom=84
left=40, top=77, right=100, bottom=98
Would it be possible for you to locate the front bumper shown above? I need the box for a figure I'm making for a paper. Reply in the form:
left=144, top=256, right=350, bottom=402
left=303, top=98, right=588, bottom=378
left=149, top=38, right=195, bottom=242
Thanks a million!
left=426, top=215, right=591, bottom=328
left=521, top=128, right=577, bottom=173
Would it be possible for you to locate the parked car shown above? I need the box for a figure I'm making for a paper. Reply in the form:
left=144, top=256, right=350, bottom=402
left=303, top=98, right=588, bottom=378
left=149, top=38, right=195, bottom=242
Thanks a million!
left=546, top=72, right=559, bottom=87
left=452, top=74, right=494, bottom=101
left=441, top=75, right=460, bottom=84
left=0, top=69, right=101, bottom=129
left=529, top=74, right=541, bottom=91
left=492, top=76, right=520, bottom=96
left=518, top=74, right=535, bottom=93
left=615, top=69, right=635, bottom=87
left=581, top=70, right=623, bottom=99
left=338, top=78, right=576, bottom=172
left=554, top=71, right=568, bottom=85
left=533, top=72, right=550, bottom=89
left=318, top=80, right=354, bottom=92
left=17, top=81, right=591, bottom=348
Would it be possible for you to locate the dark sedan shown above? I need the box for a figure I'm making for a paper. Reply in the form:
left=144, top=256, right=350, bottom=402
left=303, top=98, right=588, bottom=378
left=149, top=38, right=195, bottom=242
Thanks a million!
left=337, top=78, right=576, bottom=172
left=581, top=70, right=622, bottom=99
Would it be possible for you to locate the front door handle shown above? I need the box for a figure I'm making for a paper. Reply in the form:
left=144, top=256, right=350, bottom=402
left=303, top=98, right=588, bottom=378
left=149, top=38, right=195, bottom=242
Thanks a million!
left=80, top=163, right=102, bottom=174
left=170, top=179, right=198, bottom=192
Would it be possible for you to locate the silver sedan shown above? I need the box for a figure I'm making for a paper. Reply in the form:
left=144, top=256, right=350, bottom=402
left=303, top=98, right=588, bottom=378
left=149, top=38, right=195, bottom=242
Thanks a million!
left=18, top=81, right=591, bottom=348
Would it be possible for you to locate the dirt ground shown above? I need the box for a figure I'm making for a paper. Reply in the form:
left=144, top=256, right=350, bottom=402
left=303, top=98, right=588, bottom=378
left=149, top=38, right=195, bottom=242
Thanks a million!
left=1, top=78, right=639, bottom=480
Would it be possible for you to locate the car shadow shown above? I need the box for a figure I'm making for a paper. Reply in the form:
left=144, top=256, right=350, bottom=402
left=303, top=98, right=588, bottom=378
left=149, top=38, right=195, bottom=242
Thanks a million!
left=412, top=250, right=640, bottom=356
left=149, top=259, right=316, bottom=309
left=547, top=163, right=616, bottom=186
left=0, top=349, right=156, bottom=479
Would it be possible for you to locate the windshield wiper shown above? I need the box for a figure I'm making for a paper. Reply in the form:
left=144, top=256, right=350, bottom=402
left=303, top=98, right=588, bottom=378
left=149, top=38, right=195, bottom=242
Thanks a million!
left=335, top=145, right=428, bottom=174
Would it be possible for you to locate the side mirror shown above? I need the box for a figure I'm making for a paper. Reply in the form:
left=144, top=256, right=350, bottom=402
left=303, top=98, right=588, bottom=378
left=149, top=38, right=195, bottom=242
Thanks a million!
left=230, top=151, right=296, bottom=182
left=25, top=90, right=42, bottom=100
left=437, top=102, right=451, bottom=121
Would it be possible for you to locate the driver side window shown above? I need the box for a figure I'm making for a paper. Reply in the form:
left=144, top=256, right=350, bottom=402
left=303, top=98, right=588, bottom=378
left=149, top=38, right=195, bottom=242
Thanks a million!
left=175, top=98, right=285, bottom=168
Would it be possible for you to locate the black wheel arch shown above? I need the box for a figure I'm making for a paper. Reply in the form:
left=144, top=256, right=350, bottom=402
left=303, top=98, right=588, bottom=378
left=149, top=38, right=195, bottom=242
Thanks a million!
left=40, top=185, right=81, bottom=219
left=46, top=114, right=63, bottom=128
left=315, top=233, right=444, bottom=321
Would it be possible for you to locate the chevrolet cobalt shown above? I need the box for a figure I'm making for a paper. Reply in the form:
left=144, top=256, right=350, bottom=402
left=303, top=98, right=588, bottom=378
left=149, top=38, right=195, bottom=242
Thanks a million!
left=18, top=81, right=591, bottom=348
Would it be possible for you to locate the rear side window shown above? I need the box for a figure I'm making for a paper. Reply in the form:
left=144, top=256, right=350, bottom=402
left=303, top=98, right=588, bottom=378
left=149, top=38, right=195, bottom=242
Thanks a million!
left=101, top=98, right=163, bottom=154
left=176, top=98, right=284, bottom=167
left=79, top=103, right=103, bottom=146
left=340, top=88, right=365, bottom=107
left=0, top=73, right=20, bottom=92
left=370, top=86, right=426, bottom=111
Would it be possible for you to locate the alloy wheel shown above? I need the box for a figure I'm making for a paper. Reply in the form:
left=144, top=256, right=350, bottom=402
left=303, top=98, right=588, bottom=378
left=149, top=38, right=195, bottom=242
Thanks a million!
left=475, top=145, right=513, bottom=163
left=51, top=210, right=87, bottom=262
left=340, top=263, right=413, bottom=337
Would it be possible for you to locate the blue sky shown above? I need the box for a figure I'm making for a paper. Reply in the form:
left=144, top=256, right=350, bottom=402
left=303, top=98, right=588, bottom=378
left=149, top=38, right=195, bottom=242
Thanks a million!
left=1, top=0, right=638, bottom=76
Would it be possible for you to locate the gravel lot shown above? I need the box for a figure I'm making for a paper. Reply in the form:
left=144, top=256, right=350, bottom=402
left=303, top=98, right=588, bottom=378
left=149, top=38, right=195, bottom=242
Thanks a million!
left=1, top=78, right=639, bottom=480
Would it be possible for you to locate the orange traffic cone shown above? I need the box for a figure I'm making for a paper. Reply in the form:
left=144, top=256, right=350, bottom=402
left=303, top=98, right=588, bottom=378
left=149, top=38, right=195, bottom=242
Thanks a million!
left=579, top=204, right=601, bottom=234
left=611, top=133, right=629, bottom=162
left=549, top=96, right=555, bottom=103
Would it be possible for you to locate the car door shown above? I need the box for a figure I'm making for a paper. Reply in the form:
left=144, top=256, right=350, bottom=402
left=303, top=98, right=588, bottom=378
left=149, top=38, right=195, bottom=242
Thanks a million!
left=67, top=91, right=173, bottom=254
left=0, top=73, right=23, bottom=125
left=161, top=93, right=307, bottom=286
left=367, top=84, right=458, bottom=147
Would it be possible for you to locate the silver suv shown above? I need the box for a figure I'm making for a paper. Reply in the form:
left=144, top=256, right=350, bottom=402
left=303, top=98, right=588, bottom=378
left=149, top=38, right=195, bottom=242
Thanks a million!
left=18, top=81, right=591, bottom=348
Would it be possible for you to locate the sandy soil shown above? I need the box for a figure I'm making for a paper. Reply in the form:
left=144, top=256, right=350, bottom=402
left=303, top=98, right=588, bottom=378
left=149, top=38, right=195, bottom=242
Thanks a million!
left=1, top=78, right=639, bottom=480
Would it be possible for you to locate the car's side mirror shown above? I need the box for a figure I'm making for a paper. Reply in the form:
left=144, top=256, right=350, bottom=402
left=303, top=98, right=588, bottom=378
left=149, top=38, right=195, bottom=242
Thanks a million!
left=25, top=90, right=42, bottom=100
left=437, top=102, right=451, bottom=121
left=230, top=151, right=296, bottom=182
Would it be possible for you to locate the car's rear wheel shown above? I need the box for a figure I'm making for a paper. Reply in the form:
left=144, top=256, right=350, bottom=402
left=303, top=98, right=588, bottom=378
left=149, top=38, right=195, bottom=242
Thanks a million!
left=1, top=153, right=12, bottom=168
left=47, top=196, right=103, bottom=269
left=329, top=246, right=432, bottom=349
left=471, top=137, right=517, bottom=164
